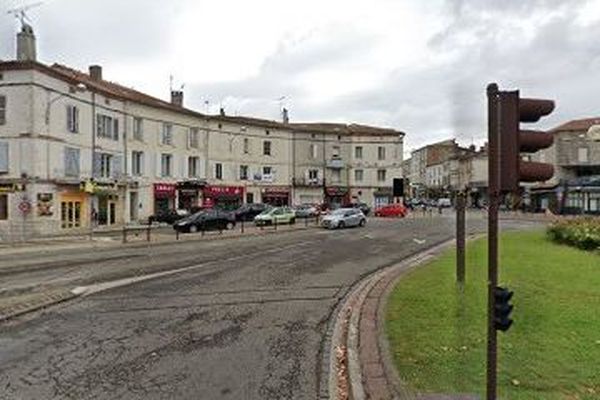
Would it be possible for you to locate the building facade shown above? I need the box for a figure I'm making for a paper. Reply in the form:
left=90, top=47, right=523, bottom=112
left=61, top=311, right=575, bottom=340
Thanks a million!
left=0, top=57, right=404, bottom=239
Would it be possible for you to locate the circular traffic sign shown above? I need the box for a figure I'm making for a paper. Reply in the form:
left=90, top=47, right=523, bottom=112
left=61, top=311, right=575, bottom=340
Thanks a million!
left=18, top=200, right=32, bottom=214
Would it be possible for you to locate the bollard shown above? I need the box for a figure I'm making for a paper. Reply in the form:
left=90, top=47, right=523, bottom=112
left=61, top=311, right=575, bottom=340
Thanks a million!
left=274, top=218, right=277, bottom=230
left=305, top=216, right=308, bottom=227
left=241, top=219, right=245, bottom=234
left=202, top=226, right=205, bottom=237
left=176, top=229, right=180, bottom=241
left=122, top=226, right=127, bottom=244
left=146, top=224, right=151, bottom=242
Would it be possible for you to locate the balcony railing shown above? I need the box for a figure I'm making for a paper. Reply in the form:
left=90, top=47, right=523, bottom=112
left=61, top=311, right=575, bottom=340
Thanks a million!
left=293, top=177, right=323, bottom=187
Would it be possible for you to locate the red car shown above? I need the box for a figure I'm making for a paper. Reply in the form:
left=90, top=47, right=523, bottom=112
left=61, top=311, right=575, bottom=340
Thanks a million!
left=374, top=204, right=408, bottom=218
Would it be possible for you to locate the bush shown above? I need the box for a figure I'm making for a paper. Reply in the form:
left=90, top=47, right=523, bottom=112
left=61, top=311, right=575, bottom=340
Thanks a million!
left=547, top=218, right=600, bottom=251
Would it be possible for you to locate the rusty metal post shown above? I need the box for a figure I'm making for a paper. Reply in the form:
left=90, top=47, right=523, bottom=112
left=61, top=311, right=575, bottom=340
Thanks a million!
left=146, top=224, right=151, bottom=242
left=122, top=226, right=127, bottom=244
left=486, top=83, right=500, bottom=400
left=176, top=229, right=180, bottom=241
left=456, top=191, right=466, bottom=285
left=241, top=219, right=244, bottom=234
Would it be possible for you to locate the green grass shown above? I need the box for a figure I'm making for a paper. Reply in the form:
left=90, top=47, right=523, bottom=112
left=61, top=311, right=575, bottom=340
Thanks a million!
left=385, top=230, right=600, bottom=400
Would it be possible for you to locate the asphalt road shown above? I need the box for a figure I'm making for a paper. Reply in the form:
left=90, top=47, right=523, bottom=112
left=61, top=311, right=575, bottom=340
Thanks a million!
left=0, top=215, right=537, bottom=400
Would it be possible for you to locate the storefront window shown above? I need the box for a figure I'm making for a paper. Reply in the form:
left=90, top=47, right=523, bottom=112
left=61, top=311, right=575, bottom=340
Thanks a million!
left=0, top=194, right=8, bottom=220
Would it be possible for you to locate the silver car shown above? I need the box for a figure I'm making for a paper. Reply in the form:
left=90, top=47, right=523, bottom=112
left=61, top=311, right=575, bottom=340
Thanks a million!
left=321, top=208, right=366, bottom=229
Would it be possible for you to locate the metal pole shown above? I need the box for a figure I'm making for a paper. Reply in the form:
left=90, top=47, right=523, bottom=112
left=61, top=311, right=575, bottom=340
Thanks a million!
left=146, top=223, right=151, bottom=242
left=456, top=191, right=466, bottom=285
left=486, top=83, right=500, bottom=400
left=241, top=219, right=244, bottom=234
left=122, top=226, right=127, bottom=243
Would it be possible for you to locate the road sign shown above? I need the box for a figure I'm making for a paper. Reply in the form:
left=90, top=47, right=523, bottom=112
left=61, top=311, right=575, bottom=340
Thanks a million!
left=18, top=200, right=32, bottom=214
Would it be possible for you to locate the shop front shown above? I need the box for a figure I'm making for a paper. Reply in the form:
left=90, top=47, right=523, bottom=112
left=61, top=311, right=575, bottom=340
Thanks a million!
left=325, top=187, right=349, bottom=209
left=59, top=184, right=89, bottom=229
left=373, top=187, right=393, bottom=208
left=91, top=182, right=123, bottom=226
left=154, top=183, right=177, bottom=213
left=262, top=187, right=291, bottom=206
left=203, top=185, right=244, bottom=210
left=177, top=180, right=206, bottom=211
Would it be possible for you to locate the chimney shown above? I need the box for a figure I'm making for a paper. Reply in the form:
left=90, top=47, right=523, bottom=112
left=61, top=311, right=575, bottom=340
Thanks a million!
left=219, top=107, right=225, bottom=116
left=171, top=90, right=184, bottom=107
left=89, top=65, right=103, bottom=81
left=16, top=23, right=36, bottom=61
left=282, top=107, right=289, bottom=124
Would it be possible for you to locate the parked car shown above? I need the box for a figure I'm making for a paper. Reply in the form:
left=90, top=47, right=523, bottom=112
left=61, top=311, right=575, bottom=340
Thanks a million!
left=437, top=198, right=452, bottom=208
left=321, top=208, right=366, bottom=229
left=231, top=203, right=270, bottom=222
left=294, top=204, right=319, bottom=218
left=345, top=202, right=371, bottom=216
left=148, top=209, right=188, bottom=225
left=173, top=209, right=236, bottom=233
left=254, top=207, right=296, bottom=226
left=374, top=203, right=408, bottom=218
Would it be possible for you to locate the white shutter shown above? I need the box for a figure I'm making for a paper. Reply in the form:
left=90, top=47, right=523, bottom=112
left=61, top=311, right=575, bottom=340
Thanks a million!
left=155, top=153, right=162, bottom=178
left=112, top=155, right=123, bottom=178
left=0, top=142, right=8, bottom=173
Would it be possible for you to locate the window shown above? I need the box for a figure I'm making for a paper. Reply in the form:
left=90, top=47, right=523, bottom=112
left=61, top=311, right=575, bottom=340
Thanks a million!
left=246, top=193, right=254, bottom=204
left=243, top=138, right=250, bottom=154
left=332, top=145, right=340, bottom=158
left=188, top=128, right=199, bottom=148
left=308, top=169, right=319, bottom=182
left=0, top=95, right=6, bottom=125
left=96, top=114, right=119, bottom=140
left=0, top=194, right=7, bottom=220
left=240, top=165, right=249, bottom=180
left=162, top=123, right=173, bottom=145
left=188, top=156, right=199, bottom=177
left=355, top=146, right=363, bottom=159
left=132, top=151, right=144, bottom=176
left=331, top=169, right=341, bottom=183
left=133, top=117, right=143, bottom=141
left=64, top=147, right=80, bottom=177
left=355, top=169, right=364, bottom=182
left=215, top=163, right=223, bottom=180
left=100, top=153, right=113, bottom=178
left=310, top=144, right=318, bottom=159
left=0, top=142, right=8, bottom=173
left=161, top=154, right=172, bottom=177
left=377, top=169, right=387, bottom=182
left=378, top=146, right=386, bottom=160
left=66, top=105, right=79, bottom=133
left=578, top=147, right=589, bottom=163
left=263, top=140, right=272, bottom=156
left=263, top=166, right=272, bottom=176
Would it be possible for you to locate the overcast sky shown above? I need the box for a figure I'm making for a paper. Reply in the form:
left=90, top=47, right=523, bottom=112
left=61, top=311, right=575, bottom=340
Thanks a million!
left=2, top=0, right=600, bottom=155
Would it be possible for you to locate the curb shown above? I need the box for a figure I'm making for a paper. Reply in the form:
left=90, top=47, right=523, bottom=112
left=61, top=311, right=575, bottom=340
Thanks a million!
left=327, top=240, right=455, bottom=400
left=0, top=288, right=80, bottom=323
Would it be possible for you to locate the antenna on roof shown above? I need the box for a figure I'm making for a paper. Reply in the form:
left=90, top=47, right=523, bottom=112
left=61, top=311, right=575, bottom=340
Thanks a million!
left=169, top=74, right=173, bottom=92
left=7, top=2, right=43, bottom=28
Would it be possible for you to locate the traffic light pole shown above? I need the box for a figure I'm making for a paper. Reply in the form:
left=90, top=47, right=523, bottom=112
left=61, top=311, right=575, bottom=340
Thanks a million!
left=456, top=191, right=466, bottom=285
left=486, top=83, right=500, bottom=400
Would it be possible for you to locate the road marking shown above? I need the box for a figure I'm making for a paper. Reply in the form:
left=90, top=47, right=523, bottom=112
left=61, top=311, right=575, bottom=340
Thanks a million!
left=413, top=238, right=426, bottom=244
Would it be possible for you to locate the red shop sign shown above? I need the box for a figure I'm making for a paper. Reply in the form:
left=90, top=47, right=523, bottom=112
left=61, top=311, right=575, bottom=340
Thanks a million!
left=154, top=183, right=176, bottom=196
left=203, top=186, right=244, bottom=197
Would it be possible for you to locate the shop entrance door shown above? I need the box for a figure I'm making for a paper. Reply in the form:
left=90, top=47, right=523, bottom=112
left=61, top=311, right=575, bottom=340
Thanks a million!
left=99, top=195, right=118, bottom=226
left=61, top=200, right=82, bottom=229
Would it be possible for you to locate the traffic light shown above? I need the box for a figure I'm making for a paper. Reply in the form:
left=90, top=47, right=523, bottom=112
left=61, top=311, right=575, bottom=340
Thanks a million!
left=393, top=178, right=405, bottom=197
left=498, top=90, right=555, bottom=193
left=493, top=286, right=514, bottom=332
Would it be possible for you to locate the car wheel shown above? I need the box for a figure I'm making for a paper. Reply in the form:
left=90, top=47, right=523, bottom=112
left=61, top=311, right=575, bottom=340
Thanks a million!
left=226, top=221, right=235, bottom=230
left=338, top=221, right=346, bottom=229
left=359, top=219, right=366, bottom=227
left=290, top=218, right=296, bottom=225
left=189, top=225, right=198, bottom=233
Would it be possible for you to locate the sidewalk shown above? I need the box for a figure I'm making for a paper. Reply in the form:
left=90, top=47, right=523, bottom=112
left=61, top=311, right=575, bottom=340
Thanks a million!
left=328, top=240, right=481, bottom=400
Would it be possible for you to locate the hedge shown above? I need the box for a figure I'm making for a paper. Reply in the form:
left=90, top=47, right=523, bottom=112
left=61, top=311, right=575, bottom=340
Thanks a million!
left=547, top=217, right=600, bottom=251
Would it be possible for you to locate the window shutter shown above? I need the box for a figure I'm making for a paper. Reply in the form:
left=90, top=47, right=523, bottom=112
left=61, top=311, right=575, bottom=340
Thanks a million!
left=66, top=105, right=72, bottom=132
left=113, top=119, right=119, bottom=141
left=92, top=152, right=102, bottom=177
left=112, top=155, right=123, bottom=178
left=156, top=153, right=162, bottom=178
left=0, top=142, right=9, bottom=173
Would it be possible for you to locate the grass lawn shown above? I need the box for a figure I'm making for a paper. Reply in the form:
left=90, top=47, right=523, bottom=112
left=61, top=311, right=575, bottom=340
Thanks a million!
left=385, top=230, right=600, bottom=400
